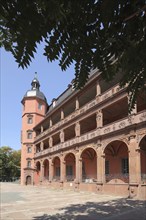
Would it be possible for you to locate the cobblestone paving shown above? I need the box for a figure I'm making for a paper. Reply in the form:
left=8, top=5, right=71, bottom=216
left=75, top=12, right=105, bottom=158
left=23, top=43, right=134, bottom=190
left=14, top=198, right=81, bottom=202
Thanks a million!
left=1, top=183, right=146, bottom=220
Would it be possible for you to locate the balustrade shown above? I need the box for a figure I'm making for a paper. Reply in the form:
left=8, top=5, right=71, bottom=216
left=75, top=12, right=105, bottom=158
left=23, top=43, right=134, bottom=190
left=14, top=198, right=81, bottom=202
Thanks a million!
left=34, top=110, right=146, bottom=158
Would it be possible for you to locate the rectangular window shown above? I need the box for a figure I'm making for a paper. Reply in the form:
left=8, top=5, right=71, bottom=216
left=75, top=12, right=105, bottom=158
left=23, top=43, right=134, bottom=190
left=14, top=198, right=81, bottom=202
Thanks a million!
left=66, top=165, right=73, bottom=176
left=27, top=147, right=32, bottom=153
left=56, top=167, right=60, bottom=176
left=122, top=158, right=129, bottom=174
left=38, top=103, right=42, bottom=110
left=27, top=161, right=31, bottom=168
left=27, top=117, right=33, bottom=124
left=105, top=161, right=109, bottom=175
left=27, top=132, right=32, bottom=139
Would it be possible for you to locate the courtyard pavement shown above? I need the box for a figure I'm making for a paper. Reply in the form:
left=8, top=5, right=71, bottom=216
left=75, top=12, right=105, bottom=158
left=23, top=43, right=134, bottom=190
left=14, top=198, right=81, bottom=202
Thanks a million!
left=1, top=183, right=146, bottom=220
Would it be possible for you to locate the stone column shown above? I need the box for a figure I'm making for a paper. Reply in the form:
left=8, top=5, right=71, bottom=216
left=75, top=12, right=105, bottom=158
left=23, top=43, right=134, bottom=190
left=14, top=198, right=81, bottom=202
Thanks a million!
left=49, top=136, right=53, bottom=147
left=60, top=130, right=64, bottom=143
left=79, top=158, right=82, bottom=183
left=49, top=158, right=53, bottom=182
left=49, top=118, right=52, bottom=127
left=41, top=126, right=44, bottom=133
left=61, top=109, right=64, bottom=120
left=75, top=151, right=82, bottom=183
left=96, top=110, right=103, bottom=128
left=40, top=142, right=44, bottom=151
left=96, top=81, right=101, bottom=96
left=101, top=154, right=106, bottom=183
left=75, top=152, right=80, bottom=183
left=75, top=122, right=80, bottom=137
left=60, top=157, right=66, bottom=182
left=40, top=163, right=44, bottom=182
left=75, top=97, right=79, bottom=110
left=128, top=135, right=141, bottom=183
left=97, top=145, right=104, bottom=183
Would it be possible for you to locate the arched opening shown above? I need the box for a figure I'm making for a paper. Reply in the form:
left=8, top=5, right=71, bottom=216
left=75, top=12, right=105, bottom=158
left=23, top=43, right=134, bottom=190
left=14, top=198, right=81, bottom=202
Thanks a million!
left=81, top=148, right=97, bottom=183
left=26, top=175, right=31, bottom=185
left=64, top=153, right=76, bottom=181
left=104, top=140, right=129, bottom=183
left=140, top=135, right=146, bottom=183
left=43, top=159, right=49, bottom=180
left=53, top=157, right=60, bottom=181
left=34, top=161, right=41, bottom=184
left=36, top=161, right=41, bottom=173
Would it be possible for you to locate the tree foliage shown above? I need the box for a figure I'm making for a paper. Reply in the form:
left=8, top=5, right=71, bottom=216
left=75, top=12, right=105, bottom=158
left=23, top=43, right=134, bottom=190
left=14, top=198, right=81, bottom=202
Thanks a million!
left=0, top=0, right=146, bottom=110
left=0, top=146, right=21, bottom=181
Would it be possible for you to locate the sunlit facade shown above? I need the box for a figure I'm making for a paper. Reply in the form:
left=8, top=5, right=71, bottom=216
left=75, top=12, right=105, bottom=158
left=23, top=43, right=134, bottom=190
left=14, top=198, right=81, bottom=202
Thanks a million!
left=21, top=70, right=146, bottom=199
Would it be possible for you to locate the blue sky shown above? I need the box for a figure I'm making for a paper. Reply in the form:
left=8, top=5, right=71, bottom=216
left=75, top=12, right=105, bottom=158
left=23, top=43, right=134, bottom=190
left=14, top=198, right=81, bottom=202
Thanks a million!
left=0, top=45, right=75, bottom=150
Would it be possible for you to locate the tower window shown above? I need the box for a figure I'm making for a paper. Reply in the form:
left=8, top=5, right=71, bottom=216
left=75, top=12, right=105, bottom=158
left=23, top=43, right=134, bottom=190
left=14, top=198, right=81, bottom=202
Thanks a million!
left=27, top=161, right=31, bottom=168
left=27, top=117, right=33, bottom=124
left=38, top=103, right=42, bottom=110
left=27, top=147, right=32, bottom=153
left=27, top=131, right=33, bottom=139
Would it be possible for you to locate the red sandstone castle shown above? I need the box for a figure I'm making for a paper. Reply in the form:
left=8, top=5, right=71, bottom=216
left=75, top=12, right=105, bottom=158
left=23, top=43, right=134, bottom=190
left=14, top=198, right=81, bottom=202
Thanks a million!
left=21, top=70, right=146, bottom=199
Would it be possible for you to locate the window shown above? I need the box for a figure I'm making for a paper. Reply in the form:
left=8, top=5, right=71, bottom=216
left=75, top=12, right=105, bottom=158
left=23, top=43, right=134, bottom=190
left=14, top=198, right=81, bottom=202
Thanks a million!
left=66, top=165, right=73, bottom=176
left=55, top=167, right=60, bottom=176
left=38, top=103, right=42, bottom=110
left=27, top=131, right=32, bottom=139
left=27, top=117, right=33, bottom=124
left=122, top=158, right=129, bottom=174
left=105, top=161, right=109, bottom=175
left=27, top=161, right=31, bottom=168
left=27, top=147, right=32, bottom=153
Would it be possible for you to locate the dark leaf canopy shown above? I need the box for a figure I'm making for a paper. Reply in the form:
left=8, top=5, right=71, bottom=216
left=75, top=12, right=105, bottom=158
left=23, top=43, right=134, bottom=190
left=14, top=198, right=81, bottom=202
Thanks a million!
left=0, top=0, right=146, bottom=111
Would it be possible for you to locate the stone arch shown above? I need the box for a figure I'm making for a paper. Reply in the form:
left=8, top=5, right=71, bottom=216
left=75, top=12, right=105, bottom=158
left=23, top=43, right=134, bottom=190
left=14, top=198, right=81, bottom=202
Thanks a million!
left=138, top=133, right=146, bottom=145
left=104, top=140, right=129, bottom=183
left=43, top=159, right=49, bottom=179
left=26, top=175, right=31, bottom=185
left=80, top=147, right=97, bottom=182
left=80, top=145, right=97, bottom=159
left=64, top=153, right=76, bottom=181
left=52, top=156, right=60, bottom=181
left=102, top=138, right=129, bottom=154
left=139, top=135, right=146, bottom=183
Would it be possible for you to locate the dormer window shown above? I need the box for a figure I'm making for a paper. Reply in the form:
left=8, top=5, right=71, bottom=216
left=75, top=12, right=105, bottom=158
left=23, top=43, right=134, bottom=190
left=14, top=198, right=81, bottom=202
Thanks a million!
left=52, top=98, right=56, bottom=108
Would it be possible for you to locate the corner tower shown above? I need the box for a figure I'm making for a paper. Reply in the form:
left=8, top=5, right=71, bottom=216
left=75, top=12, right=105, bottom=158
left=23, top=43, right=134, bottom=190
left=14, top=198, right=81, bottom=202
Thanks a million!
left=21, top=74, right=47, bottom=185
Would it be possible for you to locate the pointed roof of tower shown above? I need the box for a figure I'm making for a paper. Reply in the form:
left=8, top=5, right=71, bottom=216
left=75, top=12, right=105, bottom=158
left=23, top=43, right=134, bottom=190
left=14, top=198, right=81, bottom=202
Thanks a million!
left=22, top=73, right=47, bottom=103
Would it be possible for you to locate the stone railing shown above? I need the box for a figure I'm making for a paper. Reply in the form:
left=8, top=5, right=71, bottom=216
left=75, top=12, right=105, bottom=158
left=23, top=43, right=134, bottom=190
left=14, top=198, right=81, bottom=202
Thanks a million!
left=34, top=110, right=146, bottom=158
left=34, top=84, right=125, bottom=142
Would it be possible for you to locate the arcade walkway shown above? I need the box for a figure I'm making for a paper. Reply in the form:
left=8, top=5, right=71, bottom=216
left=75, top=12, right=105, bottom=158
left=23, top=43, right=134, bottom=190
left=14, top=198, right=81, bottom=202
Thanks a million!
left=1, top=183, right=146, bottom=220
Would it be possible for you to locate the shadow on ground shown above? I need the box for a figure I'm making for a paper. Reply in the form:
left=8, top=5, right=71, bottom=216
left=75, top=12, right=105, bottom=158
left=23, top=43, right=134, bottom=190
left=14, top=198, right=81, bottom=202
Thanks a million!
left=33, top=198, right=146, bottom=220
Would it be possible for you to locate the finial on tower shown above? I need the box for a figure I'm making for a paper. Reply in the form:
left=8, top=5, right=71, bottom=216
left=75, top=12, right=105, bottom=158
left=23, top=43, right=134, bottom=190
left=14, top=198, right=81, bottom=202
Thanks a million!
left=31, top=72, right=40, bottom=90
